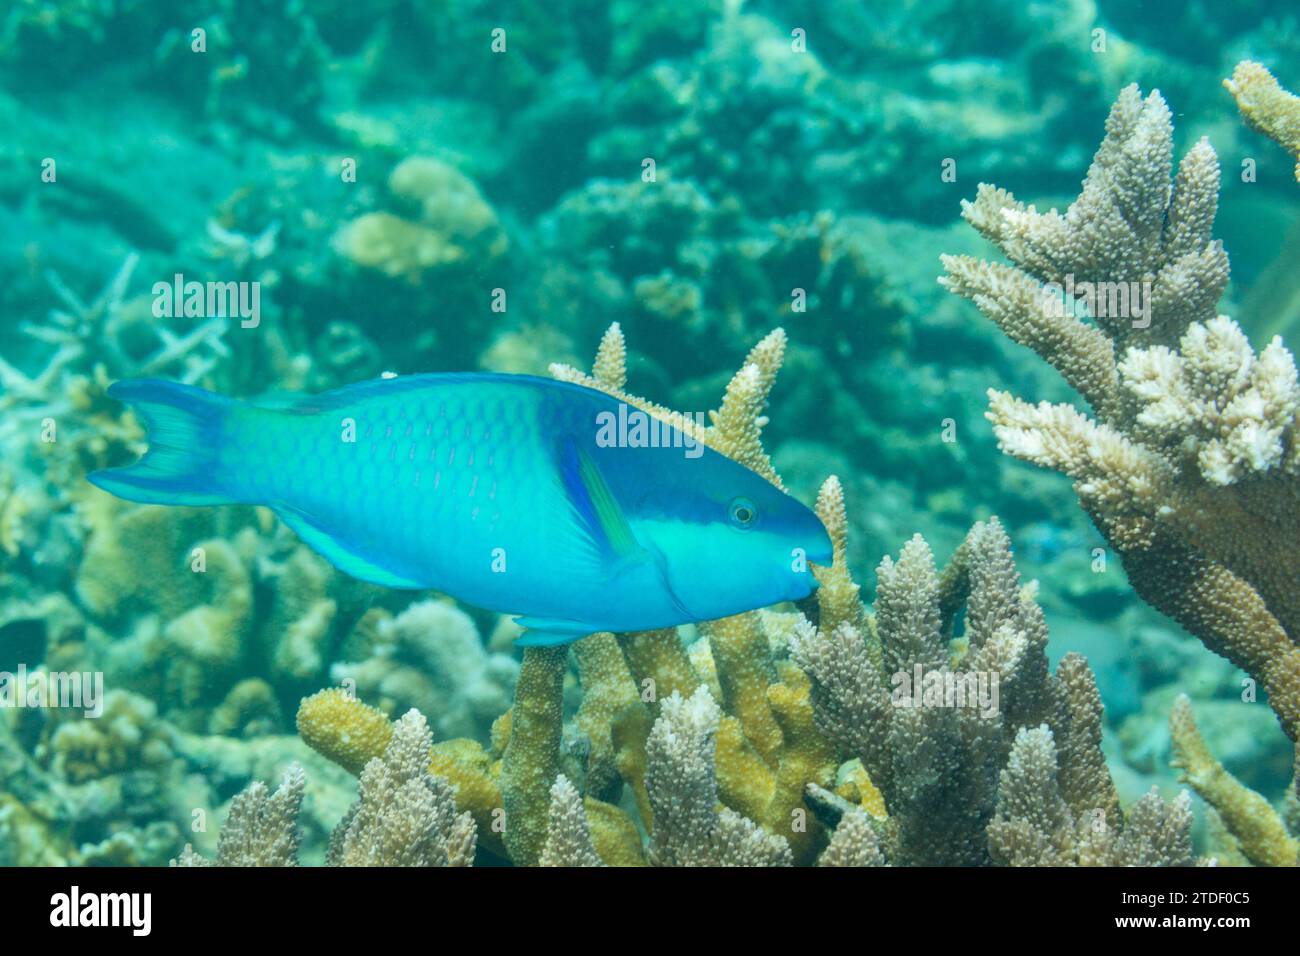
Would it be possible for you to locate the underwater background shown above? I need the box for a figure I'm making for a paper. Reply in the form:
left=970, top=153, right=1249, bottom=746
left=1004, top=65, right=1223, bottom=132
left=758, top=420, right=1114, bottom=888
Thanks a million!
left=0, top=0, right=1297, bottom=866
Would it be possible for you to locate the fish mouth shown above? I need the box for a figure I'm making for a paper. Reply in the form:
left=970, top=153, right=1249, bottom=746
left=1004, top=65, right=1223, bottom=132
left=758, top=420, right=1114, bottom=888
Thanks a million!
left=644, top=539, right=700, bottom=623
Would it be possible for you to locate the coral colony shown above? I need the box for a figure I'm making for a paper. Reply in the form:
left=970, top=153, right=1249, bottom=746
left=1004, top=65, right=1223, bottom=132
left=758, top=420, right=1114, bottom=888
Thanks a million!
left=0, top=0, right=1297, bottom=873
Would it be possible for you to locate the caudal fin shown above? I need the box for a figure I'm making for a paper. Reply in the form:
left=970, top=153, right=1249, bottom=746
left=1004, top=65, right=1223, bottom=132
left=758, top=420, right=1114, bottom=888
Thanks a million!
left=88, top=379, right=240, bottom=505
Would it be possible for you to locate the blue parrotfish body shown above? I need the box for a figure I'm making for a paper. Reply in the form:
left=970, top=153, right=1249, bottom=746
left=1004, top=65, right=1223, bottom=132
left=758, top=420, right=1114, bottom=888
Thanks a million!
left=89, top=374, right=832, bottom=645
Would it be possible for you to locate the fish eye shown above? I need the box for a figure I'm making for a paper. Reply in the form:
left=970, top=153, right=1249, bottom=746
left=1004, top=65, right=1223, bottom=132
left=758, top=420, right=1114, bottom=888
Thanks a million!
left=728, top=496, right=757, bottom=529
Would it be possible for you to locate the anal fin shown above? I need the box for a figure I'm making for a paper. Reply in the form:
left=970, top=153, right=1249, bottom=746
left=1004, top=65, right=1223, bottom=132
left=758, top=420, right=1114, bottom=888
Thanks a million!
left=513, top=616, right=596, bottom=646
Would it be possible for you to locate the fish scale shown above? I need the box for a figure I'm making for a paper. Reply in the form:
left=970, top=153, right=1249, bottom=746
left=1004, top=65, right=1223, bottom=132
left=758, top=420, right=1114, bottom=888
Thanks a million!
left=89, top=372, right=832, bottom=644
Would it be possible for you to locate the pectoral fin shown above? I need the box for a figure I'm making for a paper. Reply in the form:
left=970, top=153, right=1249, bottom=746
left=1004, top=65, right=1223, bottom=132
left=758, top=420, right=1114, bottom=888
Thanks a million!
left=556, top=437, right=642, bottom=562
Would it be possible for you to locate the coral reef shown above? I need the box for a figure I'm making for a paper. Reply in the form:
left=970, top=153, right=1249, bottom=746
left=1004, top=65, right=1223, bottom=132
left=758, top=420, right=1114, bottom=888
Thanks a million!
left=790, top=515, right=1182, bottom=866
left=283, top=326, right=1197, bottom=868
left=941, top=76, right=1300, bottom=862
left=5, top=1, right=1300, bottom=871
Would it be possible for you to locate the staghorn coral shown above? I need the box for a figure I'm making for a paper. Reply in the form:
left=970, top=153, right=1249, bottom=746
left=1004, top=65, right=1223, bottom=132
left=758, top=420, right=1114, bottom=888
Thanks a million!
left=183, top=711, right=476, bottom=867
left=792, top=515, right=1125, bottom=865
left=572, top=631, right=641, bottom=802
left=498, top=646, right=568, bottom=867
left=552, top=321, right=787, bottom=486
left=539, top=774, right=604, bottom=868
left=328, top=709, right=477, bottom=867
left=818, top=808, right=886, bottom=867
left=0, top=254, right=227, bottom=428
left=988, top=725, right=1197, bottom=866
left=1226, top=61, right=1300, bottom=184
left=175, top=763, right=305, bottom=867
left=940, top=83, right=1300, bottom=754
left=645, top=686, right=791, bottom=867
left=1169, top=694, right=1298, bottom=867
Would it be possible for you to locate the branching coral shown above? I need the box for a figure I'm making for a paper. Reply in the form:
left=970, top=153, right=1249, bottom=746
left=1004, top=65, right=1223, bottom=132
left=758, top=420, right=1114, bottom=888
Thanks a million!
left=940, top=83, right=1300, bottom=750
left=551, top=321, right=786, bottom=486
left=0, top=254, right=228, bottom=470
left=328, top=709, right=477, bottom=867
left=183, top=711, right=476, bottom=867
left=539, top=775, right=603, bottom=867
left=644, top=686, right=791, bottom=867
left=818, top=808, right=886, bottom=867
left=988, top=726, right=1197, bottom=866
left=176, top=763, right=305, bottom=867
left=793, top=516, right=1140, bottom=865
left=1226, top=61, right=1300, bottom=184
left=1169, top=694, right=1298, bottom=867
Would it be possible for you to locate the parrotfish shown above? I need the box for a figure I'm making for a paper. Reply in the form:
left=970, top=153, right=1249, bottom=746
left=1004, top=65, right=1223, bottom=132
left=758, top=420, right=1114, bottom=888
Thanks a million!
left=89, top=374, right=832, bottom=645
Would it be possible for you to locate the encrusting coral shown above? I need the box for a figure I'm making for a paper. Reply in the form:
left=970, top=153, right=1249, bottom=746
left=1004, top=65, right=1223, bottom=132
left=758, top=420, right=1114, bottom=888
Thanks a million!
left=940, top=83, right=1300, bottom=751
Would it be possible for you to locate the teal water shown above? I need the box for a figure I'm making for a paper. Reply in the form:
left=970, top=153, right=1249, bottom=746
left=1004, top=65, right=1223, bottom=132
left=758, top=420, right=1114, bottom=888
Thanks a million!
left=0, top=1, right=1297, bottom=866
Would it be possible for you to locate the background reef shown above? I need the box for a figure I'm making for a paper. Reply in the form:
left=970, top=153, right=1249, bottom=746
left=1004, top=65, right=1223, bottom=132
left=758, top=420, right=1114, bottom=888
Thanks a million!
left=0, top=0, right=1297, bottom=865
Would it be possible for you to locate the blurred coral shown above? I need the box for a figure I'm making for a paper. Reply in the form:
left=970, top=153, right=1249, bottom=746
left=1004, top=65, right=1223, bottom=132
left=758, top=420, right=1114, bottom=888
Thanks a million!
left=1226, top=61, right=1300, bottom=183
left=1169, top=694, right=1298, bottom=867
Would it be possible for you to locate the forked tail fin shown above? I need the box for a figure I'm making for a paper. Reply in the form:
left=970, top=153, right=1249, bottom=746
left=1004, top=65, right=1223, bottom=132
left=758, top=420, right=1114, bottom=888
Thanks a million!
left=88, top=379, right=241, bottom=505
